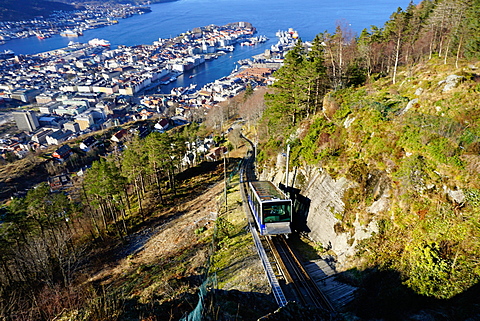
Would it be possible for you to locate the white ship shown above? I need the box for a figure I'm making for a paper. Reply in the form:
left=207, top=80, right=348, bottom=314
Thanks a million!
left=88, top=38, right=111, bottom=47
left=61, top=29, right=82, bottom=37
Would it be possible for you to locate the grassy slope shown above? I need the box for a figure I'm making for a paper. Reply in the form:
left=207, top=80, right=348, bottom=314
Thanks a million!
left=50, top=153, right=279, bottom=320
left=282, top=57, right=480, bottom=318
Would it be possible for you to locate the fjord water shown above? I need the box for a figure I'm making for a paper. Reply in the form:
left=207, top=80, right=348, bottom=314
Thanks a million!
left=1, top=0, right=411, bottom=90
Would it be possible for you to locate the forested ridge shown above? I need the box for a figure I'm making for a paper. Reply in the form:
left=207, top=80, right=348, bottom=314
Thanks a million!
left=0, top=0, right=75, bottom=21
left=0, top=0, right=479, bottom=319
left=0, top=0, right=168, bottom=21
left=0, top=124, right=216, bottom=319
left=256, top=0, right=480, bottom=317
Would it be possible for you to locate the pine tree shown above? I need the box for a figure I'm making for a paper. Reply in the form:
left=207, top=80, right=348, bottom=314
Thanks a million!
left=265, top=39, right=305, bottom=128
left=384, top=7, right=412, bottom=84
left=463, top=0, right=480, bottom=59
left=302, top=34, right=329, bottom=116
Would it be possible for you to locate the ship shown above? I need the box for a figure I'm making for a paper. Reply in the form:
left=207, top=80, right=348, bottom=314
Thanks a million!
left=0, top=50, right=15, bottom=59
left=88, top=38, right=111, bottom=47
left=170, top=83, right=197, bottom=96
left=68, top=41, right=81, bottom=47
left=60, top=29, right=82, bottom=37
left=217, top=45, right=234, bottom=52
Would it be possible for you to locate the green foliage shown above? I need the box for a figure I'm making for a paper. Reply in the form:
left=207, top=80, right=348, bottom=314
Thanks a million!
left=345, top=62, right=368, bottom=87
left=213, top=134, right=224, bottom=145
left=256, top=138, right=282, bottom=165
left=251, top=0, right=480, bottom=305
left=215, top=216, right=235, bottom=240
left=404, top=242, right=455, bottom=299
left=463, top=0, right=480, bottom=59
left=195, top=226, right=207, bottom=235
left=243, top=83, right=254, bottom=101
left=259, top=36, right=330, bottom=160
left=426, top=137, right=460, bottom=167
left=290, top=117, right=336, bottom=165
left=394, top=155, right=434, bottom=193
left=465, top=188, right=480, bottom=208
left=333, top=102, right=351, bottom=121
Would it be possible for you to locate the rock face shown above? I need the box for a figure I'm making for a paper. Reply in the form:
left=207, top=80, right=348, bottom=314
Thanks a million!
left=300, top=169, right=355, bottom=262
left=260, top=163, right=382, bottom=268
left=439, top=74, right=465, bottom=92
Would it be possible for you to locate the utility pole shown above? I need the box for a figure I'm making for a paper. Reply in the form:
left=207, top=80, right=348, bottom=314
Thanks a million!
left=285, top=144, right=290, bottom=189
left=224, top=151, right=227, bottom=211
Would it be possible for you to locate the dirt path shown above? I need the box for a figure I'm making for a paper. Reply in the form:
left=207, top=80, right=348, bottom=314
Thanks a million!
left=87, top=181, right=223, bottom=286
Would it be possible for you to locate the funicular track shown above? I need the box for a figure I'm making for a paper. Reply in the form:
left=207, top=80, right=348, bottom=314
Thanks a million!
left=266, top=235, right=334, bottom=311
left=239, top=142, right=334, bottom=312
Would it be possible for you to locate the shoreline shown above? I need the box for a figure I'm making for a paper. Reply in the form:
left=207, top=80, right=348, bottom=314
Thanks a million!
left=0, top=4, right=153, bottom=47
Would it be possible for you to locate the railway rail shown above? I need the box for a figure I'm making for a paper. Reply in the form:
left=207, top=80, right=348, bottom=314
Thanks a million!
left=267, top=235, right=335, bottom=311
left=239, top=139, right=335, bottom=311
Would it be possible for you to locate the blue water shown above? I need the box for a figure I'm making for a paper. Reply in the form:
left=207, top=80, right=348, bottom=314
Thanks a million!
left=1, top=0, right=412, bottom=91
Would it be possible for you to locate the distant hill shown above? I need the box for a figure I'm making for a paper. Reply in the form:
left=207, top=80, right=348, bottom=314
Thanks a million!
left=0, top=0, right=175, bottom=21
left=0, top=0, right=76, bottom=21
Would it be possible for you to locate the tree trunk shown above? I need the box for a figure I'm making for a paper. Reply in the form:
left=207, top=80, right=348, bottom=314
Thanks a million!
left=443, top=37, right=451, bottom=64
left=153, top=162, right=164, bottom=204
left=118, top=196, right=129, bottom=235
left=393, top=35, right=402, bottom=84
left=139, top=171, right=146, bottom=195
left=135, top=177, right=145, bottom=219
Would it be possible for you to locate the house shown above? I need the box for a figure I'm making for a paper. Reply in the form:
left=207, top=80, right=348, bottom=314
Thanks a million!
left=205, top=146, right=227, bottom=161
left=46, top=130, right=73, bottom=145
left=31, top=129, right=54, bottom=144
left=79, top=136, right=98, bottom=152
left=170, top=116, right=190, bottom=127
left=63, top=121, right=80, bottom=133
left=154, top=118, right=171, bottom=132
left=52, top=144, right=72, bottom=160
left=110, top=128, right=128, bottom=142
left=48, top=173, right=73, bottom=191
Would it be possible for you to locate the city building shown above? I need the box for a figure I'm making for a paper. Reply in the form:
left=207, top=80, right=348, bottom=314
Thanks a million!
left=10, top=88, right=40, bottom=103
left=63, top=121, right=80, bottom=133
left=12, top=111, right=40, bottom=132
left=31, top=129, right=54, bottom=144
left=75, top=112, right=94, bottom=130
left=46, top=129, right=73, bottom=145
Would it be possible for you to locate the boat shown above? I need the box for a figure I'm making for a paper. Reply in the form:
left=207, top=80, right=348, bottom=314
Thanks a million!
left=237, top=59, right=251, bottom=65
left=0, top=50, right=15, bottom=59
left=61, top=29, right=79, bottom=37
left=35, top=31, right=51, bottom=40
left=170, top=83, right=197, bottom=96
left=88, top=38, right=111, bottom=47
left=68, top=41, right=81, bottom=47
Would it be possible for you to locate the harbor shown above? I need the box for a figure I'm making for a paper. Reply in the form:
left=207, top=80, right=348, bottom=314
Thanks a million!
left=0, top=21, right=298, bottom=158
left=135, top=26, right=299, bottom=120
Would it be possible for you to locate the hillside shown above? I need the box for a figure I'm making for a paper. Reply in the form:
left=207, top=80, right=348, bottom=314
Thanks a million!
left=254, top=58, right=480, bottom=318
left=0, top=0, right=173, bottom=21
left=242, top=1, right=480, bottom=318
left=0, top=0, right=75, bottom=21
